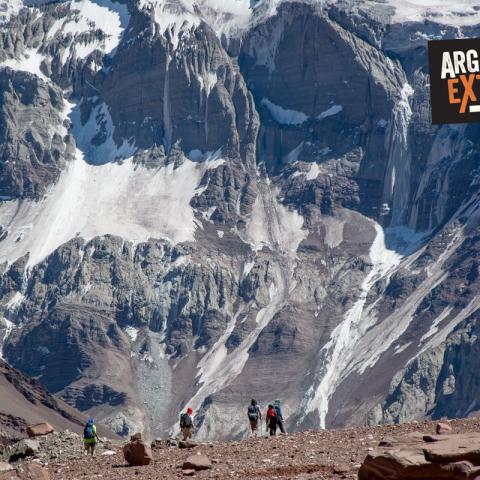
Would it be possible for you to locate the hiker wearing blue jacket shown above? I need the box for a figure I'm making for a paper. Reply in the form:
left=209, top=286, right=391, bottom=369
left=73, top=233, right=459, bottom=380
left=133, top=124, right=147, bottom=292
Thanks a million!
left=274, top=400, right=286, bottom=434
left=83, top=418, right=100, bottom=456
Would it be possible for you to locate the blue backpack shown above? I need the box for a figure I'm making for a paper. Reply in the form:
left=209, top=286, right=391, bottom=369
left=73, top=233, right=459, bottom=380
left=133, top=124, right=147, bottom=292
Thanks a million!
left=84, top=420, right=95, bottom=439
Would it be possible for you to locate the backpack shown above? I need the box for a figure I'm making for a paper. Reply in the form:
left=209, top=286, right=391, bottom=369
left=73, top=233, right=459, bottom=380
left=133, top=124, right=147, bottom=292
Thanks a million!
left=180, top=413, right=193, bottom=428
left=274, top=405, right=282, bottom=419
left=84, top=424, right=95, bottom=439
left=248, top=405, right=258, bottom=421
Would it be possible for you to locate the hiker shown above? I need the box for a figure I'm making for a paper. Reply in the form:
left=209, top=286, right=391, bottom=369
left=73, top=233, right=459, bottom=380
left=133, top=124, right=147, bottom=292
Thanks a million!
left=274, top=399, right=286, bottom=434
left=247, top=399, right=262, bottom=436
left=266, top=404, right=278, bottom=436
left=83, top=418, right=99, bottom=456
left=179, top=407, right=194, bottom=441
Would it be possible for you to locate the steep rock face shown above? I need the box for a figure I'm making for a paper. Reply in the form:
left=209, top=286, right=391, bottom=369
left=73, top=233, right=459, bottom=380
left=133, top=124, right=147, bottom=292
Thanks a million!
left=1, top=0, right=480, bottom=440
left=0, top=69, right=73, bottom=199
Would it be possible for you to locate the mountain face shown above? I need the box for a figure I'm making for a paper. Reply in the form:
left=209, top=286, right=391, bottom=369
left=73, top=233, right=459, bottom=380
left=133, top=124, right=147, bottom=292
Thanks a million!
left=1, top=0, right=480, bottom=440
left=0, top=359, right=86, bottom=438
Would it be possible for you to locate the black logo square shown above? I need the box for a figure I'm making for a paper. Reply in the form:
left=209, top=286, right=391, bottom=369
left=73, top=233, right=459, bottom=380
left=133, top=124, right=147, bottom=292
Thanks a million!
left=429, top=38, right=480, bottom=125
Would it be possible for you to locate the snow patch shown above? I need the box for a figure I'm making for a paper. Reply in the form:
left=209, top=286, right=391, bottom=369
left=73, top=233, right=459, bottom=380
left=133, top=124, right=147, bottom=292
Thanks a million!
left=306, top=163, right=320, bottom=181
left=1, top=48, right=48, bottom=81
left=420, top=306, right=453, bottom=343
left=125, top=326, right=139, bottom=342
left=284, top=143, right=304, bottom=164
left=316, top=105, right=342, bottom=120
left=0, top=148, right=220, bottom=267
left=243, top=260, right=255, bottom=277
left=5, top=292, right=25, bottom=311
left=0, top=0, right=23, bottom=24
left=244, top=184, right=307, bottom=255
left=261, top=98, right=308, bottom=126
left=385, top=0, right=480, bottom=27
left=60, top=0, right=129, bottom=57
left=138, top=0, right=200, bottom=51
left=0, top=317, right=14, bottom=360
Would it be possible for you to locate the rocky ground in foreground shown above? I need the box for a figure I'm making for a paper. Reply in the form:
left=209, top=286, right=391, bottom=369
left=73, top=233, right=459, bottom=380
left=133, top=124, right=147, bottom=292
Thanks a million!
left=41, top=417, right=480, bottom=480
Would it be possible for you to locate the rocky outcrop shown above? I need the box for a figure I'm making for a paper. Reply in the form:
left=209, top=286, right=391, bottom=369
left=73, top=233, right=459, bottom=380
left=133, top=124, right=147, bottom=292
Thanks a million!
left=359, top=433, right=480, bottom=480
left=0, top=69, right=73, bottom=199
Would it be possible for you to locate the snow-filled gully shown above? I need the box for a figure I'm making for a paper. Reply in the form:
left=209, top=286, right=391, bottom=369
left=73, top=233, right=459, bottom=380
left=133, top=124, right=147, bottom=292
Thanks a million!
left=303, top=222, right=402, bottom=428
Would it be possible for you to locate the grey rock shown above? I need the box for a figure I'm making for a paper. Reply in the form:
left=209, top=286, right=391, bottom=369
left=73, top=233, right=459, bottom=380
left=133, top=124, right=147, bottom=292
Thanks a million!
left=10, top=439, right=40, bottom=461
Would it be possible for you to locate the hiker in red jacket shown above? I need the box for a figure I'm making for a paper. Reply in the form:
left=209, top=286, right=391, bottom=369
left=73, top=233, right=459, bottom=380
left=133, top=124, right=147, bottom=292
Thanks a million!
left=266, top=404, right=278, bottom=436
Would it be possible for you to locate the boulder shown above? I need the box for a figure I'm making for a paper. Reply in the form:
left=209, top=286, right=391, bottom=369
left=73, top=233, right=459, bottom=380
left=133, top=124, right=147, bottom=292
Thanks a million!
left=14, top=464, right=49, bottom=480
left=9, top=440, right=40, bottom=462
left=359, top=432, right=480, bottom=480
left=436, top=422, right=453, bottom=435
left=182, top=470, right=196, bottom=477
left=0, top=463, right=49, bottom=480
left=26, top=423, right=54, bottom=438
left=182, top=453, right=212, bottom=471
left=123, top=440, right=152, bottom=466
left=378, top=437, right=398, bottom=448
left=130, top=433, right=142, bottom=441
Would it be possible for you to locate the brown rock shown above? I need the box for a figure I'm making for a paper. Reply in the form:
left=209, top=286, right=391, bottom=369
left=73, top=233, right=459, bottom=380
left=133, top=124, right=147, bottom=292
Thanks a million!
left=378, top=436, right=397, bottom=448
left=17, top=464, right=49, bottom=480
left=130, top=433, right=142, bottom=441
left=436, top=422, right=453, bottom=435
left=423, top=433, right=480, bottom=464
left=123, top=440, right=153, bottom=466
left=179, top=441, right=199, bottom=449
left=182, top=470, right=196, bottom=476
left=359, top=432, right=480, bottom=479
left=182, top=453, right=212, bottom=471
left=0, top=463, right=49, bottom=480
left=26, top=423, right=54, bottom=438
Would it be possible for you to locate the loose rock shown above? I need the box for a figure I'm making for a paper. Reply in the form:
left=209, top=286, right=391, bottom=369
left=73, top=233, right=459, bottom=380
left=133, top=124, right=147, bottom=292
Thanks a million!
left=26, top=424, right=54, bottom=438
left=123, top=440, right=153, bottom=466
left=182, top=453, right=212, bottom=471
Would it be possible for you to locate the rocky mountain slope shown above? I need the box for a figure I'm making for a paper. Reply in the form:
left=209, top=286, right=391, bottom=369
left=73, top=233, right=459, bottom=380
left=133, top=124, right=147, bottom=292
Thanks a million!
left=1, top=0, right=480, bottom=440
left=0, top=359, right=86, bottom=443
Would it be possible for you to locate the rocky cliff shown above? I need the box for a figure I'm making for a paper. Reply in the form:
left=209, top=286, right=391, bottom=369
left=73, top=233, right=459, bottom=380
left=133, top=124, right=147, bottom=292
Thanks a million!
left=1, top=0, right=480, bottom=440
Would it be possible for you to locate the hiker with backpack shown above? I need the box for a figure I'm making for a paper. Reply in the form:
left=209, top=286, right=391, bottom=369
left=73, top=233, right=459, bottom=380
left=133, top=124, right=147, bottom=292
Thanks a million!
left=83, top=418, right=99, bottom=456
left=274, top=399, right=286, bottom=434
left=247, top=399, right=262, bottom=436
left=179, top=407, right=194, bottom=441
left=266, top=404, right=278, bottom=436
